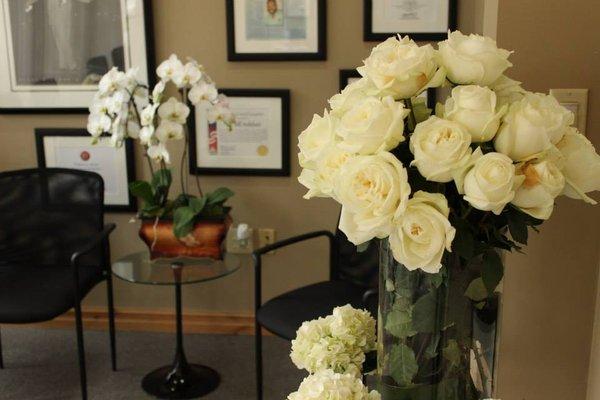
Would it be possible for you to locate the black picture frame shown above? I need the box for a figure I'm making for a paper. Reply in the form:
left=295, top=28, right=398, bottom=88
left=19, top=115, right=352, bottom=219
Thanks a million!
left=0, top=0, right=155, bottom=114
left=189, top=89, right=291, bottom=176
left=339, top=69, right=437, bottom=109
left=35, top=128, right=137, bottom=212
left=226, top=0, right=327, bottom=61
left=363, top=0, right=457, bottom=42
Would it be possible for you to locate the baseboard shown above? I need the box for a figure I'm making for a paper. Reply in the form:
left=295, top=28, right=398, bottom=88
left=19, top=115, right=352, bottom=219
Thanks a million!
left=8, top=307, right=265, bottom=335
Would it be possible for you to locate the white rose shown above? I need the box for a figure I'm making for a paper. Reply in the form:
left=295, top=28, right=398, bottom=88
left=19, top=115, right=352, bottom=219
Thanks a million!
left=337, top=96, right=409, bottom=155
left=460, top=151, right=521, bottom=214
left=409, top=116, right=472, bottom=182
left=490, top=75, right=525, bottom=108
left=298, top=111, right=337, bottom=168
left=298, top=146, right=354, bottom=200
left=442, top=85, right=506, bottom=142
left=155, top=120, right=184, bottom=142
left=156, top=54, right=183, bottom=82
left=389, top=191, right=456, bottom=273
left=189, top=81, right=218, bottom=105
left=158, top=97, right=190, bottom=124
left=438, top=31, right=512, bottom=86
left=494, top=92, right=575, bottom=161
left=511, top=159, right=565, bottom=220
left=336, top=152, right=411, bottom=244
left=555, top=128, right=600, bottom=204
left=357, top=35, right=445, bottom=99
left=329, top=77, right=377, bottom=118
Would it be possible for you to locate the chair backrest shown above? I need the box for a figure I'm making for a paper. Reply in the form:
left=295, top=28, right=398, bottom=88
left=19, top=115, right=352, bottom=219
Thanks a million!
left=0, top=168, right=105, bottom=267
left=333, top=227, right=379, bottom=288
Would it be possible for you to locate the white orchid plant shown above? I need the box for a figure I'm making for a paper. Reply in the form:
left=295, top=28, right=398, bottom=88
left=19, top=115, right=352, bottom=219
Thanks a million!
left=87, top=54, right=236, bottom=237
left=299, top=30, right=600, bottom=295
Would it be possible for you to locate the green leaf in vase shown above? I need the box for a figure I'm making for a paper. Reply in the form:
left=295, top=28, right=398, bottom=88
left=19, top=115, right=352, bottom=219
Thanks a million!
left=207, top=187, right=234, bottom=205
left=482, top=250, right=504, bottom=295
left=412, top=290, right=438, bottom=333
left=173, top=206, right=196, bottom=238
left=464, top=278, right=488, bottom=302
left=389, top=343, right=418, bottom=386
left=424, top=333, right=441, bottom=359
left=442, top=339, right=461, bottom=369
left=385, top=306, right=416, bottom=338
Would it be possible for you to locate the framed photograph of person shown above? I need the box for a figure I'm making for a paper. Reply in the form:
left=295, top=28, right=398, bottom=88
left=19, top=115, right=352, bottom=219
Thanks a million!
left=339, top=69, right=437, bottom=109
left=189, top=89, right=290, bottom=176
left=0, top=0, right=155, bottom=113
left=35, top=128, right=137, bottom=212
left=226, top=0, right=326, bottom=61
left=364, top=0, right=457, bottom=42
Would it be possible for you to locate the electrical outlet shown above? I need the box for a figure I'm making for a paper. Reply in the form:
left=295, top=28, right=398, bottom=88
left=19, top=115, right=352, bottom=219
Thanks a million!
left=549, top=88, right=588, bottom=135
left=258, top=228, right=276, bottom=251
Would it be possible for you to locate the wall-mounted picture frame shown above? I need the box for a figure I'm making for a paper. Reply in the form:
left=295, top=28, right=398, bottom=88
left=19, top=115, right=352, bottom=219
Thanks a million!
left=226, top=0, right=326, bottom=61
left=364, top=0, right=457, bottom=42
left=0, top=0, right=155, bottom=113
left=35, top=128, right=137, bottom=212
left=189, top=89, right=290, bottom=176
left=339, top=69, right=437, bottom=109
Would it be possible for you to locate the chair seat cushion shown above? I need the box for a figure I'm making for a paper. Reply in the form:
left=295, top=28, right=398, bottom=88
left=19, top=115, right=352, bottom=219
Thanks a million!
left=0, top=264, right=104, bottom=323
left=257, top=280, right=375, bottom=340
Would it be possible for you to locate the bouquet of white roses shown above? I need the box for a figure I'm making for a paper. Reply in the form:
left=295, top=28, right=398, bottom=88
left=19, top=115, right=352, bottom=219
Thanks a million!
left=298, top=30, right=600, bottom=278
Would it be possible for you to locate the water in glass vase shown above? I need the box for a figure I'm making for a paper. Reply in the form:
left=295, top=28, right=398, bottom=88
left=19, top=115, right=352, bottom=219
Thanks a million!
left=377, top=239, right=498, bottom=400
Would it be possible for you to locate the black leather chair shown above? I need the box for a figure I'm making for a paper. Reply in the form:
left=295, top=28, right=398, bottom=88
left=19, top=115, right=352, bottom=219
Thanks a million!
left=252, top=228, right=379, bottom=399
left=0, top=168, right=117, bottom=400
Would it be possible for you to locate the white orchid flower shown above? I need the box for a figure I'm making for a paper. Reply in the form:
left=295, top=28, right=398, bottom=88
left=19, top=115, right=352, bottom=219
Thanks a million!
left=155, top=120, right=184, bottom=142
left=140, top=103, right=159, bottom=126
left=189, top=81, right=218, bottom=105
left=152, top=81, right=166, bottom=103
left=156, top=54, right=183, bottom=83
left=147, top=143, right=171, bottom=163
left=139, top=125, right=155, bottom=146
left=98, top=67, right=126, bottom=96
left=173, top=61, right=203, bottom=88
left=87, top=113, right=111, bottom=137
left=158, top=97, right=190, bottom=124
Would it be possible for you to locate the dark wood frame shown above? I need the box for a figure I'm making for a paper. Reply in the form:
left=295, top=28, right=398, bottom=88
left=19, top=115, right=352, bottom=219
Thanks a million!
left=226, top=0, right=327, bottom=61
left=189, top=89, right=291, bottom=177
left=35, top=128, right=137, bottom=212
left=0, top=0, right=156, bottom=114
left=339, top=69, right=437, bottom=109
left=363, top=0, right=457, bottom=42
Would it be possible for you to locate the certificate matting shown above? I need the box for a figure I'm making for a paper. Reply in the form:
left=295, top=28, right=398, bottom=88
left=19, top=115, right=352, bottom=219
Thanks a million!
left=190, top=89, right=290, bottom=176
left=35, top=129, right=136, bottom=212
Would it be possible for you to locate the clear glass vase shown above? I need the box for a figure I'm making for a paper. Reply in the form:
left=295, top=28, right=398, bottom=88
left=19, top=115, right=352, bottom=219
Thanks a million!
left=377, top=239, right=499, bottom=400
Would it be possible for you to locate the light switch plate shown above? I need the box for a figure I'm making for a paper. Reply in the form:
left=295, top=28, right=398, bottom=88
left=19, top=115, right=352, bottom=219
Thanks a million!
left=549, top=88, right=588, bottom=135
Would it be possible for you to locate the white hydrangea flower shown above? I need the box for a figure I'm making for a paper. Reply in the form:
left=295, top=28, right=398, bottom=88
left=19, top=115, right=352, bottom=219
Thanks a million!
left=290, top=305, right=376, bottom=374
left=287, top=370, right=380, bottom=400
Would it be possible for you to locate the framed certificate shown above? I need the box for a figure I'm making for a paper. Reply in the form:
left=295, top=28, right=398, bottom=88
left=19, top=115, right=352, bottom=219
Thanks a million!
left=189, top=89, right=290, bottom=176
left=226, top=0, right=326, bottom=61
left=364, top=0, right=457, bottom=42
left=35, top=128, right=137, bottom=212
left=339, top=69, right=437, bottom=109
left=0, top=0, right=154, bottom=113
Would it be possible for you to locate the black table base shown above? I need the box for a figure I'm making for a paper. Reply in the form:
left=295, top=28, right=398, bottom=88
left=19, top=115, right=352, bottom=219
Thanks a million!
left=141, top=364, right=220, bottom=399
left=141, top=263, right=219, bottom=399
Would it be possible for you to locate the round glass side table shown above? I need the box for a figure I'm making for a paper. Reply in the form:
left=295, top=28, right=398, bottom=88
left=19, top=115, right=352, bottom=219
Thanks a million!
left=112, top=251, right=241, bottom=399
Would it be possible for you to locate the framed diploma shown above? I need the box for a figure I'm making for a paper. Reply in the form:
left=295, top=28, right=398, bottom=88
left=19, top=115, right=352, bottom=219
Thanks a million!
left=189, top=89, right=291, bottom=176
left=339, top=69, right=437, bottom=109
left=0, top=0, right=154, bottom=113
left=364, top=0, right=457, bottom=42
left=226, top=0, right=326, bottom=61
left=35, top=128, right=137, bottom=212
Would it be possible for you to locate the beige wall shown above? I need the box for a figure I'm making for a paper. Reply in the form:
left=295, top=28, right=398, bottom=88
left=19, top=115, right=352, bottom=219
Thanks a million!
left=495, top=1, right=600, bottom=399
left=1, top=0, right=598, bottom=398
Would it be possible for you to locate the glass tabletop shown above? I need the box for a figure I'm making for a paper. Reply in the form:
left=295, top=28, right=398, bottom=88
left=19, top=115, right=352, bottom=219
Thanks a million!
left=111, top=251, right=242, bottom=286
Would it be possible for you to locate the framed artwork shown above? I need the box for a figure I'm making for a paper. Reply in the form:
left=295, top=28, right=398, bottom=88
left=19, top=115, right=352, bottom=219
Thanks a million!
left=189, top=89, right=290, bottom=176
left=0, top=0, right=155, bottom=113
left=226, top=0, right=326, bottom=61
left=339, top=69, right=437, bottom=109
left=35, top=128, right=137, bottom=212
left=364, top=0, right=457, bottom=42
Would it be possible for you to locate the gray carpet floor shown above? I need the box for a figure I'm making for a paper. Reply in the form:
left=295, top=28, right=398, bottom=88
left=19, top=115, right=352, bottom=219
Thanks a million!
left=0, top=327, right=305, bottom=400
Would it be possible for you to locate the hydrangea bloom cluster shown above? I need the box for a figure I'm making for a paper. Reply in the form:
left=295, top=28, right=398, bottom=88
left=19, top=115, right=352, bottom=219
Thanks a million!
left=288, top=369, right=381, bottom=400
left=290, top=305, right=376, bottom=375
